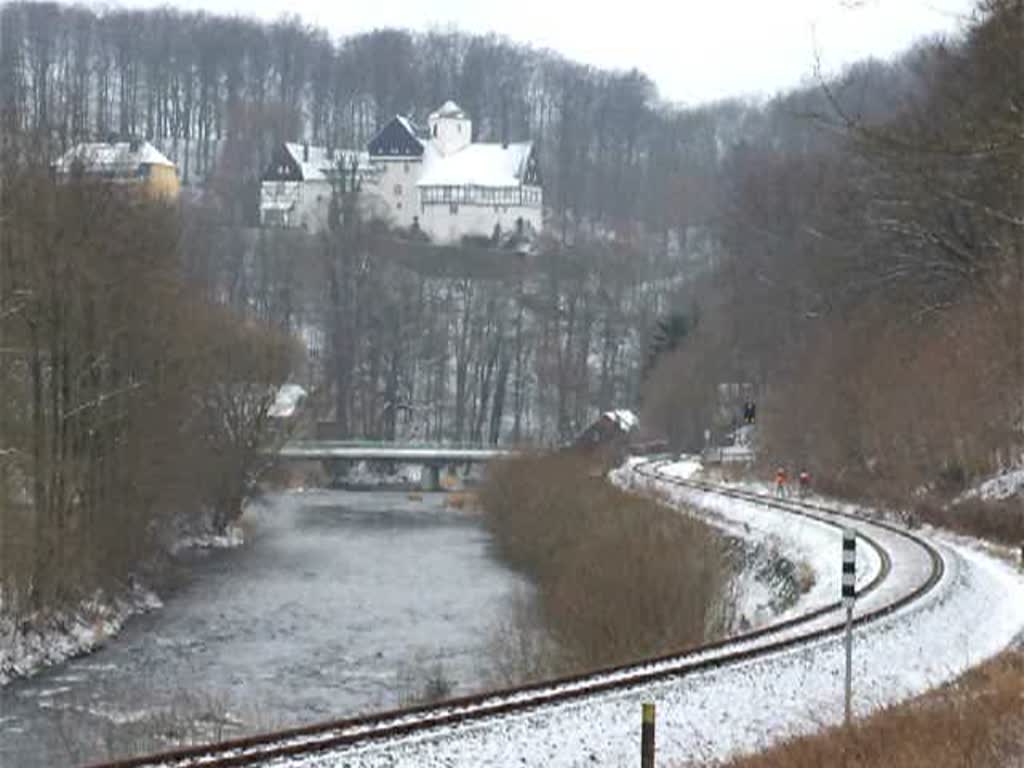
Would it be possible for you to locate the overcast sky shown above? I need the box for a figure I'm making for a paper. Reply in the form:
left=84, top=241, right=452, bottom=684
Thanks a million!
left=119, top=0, right=977, bottom=104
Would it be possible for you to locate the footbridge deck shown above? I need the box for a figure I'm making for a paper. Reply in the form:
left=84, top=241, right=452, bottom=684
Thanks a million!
left=277, top=441, right=512, bottom=463
left=276, top=441, right=514, bottom=490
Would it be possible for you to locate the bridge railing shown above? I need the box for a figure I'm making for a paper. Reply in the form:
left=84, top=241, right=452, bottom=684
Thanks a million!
left=282, top=439, right=500, bottom=451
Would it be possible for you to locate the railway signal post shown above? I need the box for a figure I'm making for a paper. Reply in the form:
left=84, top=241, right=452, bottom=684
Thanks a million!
left=641, top=702, right=655, bottom=768
left=842, top=528, right=856, bottom=726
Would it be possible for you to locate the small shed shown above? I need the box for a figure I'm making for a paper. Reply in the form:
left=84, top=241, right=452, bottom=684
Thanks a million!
left=575, top=409, right=638, bottom=449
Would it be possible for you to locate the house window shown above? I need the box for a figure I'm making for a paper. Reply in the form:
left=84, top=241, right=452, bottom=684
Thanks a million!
left=394, top=184, right=403, bottom=196
left=433, top=125, right=438, bottom=138
left=403, top=162, right=409, bottom=173
left=449, top=203, right=458, bottom=214
left=397, top=202, right=403, bottom=210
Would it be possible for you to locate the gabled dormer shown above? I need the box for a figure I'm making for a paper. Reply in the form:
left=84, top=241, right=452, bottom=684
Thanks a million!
left=368, top=116, right=426, bottom=158
left=522, top=145, right=542, bottom=187
left=262, top=143, right=304, bottom=181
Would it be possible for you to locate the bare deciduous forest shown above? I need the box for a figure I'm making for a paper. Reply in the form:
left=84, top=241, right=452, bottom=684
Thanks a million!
left=643, top=1, right=1024, bottom=517
left=1, top=0, right=1022, bottom=617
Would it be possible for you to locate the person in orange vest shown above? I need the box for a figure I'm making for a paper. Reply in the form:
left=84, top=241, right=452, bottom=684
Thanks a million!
left=774, top=467, right=787, bottom=498
left=798, top=469, right=811, bottom=498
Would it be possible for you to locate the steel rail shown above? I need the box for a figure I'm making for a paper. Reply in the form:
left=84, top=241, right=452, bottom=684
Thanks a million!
left=84, top=458, right=943, bottom=768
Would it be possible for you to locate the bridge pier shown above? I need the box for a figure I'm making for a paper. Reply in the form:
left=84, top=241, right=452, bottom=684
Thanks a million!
left=323, top=459, right=351, bottom=485
left=423, top=464, right=442, bottom=492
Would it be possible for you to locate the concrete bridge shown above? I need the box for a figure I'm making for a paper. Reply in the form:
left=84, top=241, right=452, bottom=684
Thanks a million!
left=277, top=440, right=514, bottom=490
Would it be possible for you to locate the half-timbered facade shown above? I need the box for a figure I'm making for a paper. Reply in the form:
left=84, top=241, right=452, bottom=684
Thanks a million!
left=415, top=138, right=542, bottom=244
left=261, top=101, right=543, bottom=243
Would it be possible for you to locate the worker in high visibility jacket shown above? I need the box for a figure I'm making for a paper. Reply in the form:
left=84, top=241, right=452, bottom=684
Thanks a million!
left=798, top=469, right=811, bottom=498
left=774, top=467, right=787, bottom=498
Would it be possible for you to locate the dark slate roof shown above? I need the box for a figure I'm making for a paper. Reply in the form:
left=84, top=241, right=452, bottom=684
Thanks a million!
left=367, top=116, right=427, bottom=158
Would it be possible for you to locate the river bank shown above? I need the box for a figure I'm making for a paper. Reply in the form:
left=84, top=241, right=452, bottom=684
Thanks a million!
left=0, top=584, right=162, bottom=688
left=0, top=521, right=246, bottom=689
left=0, top=489, right=528, bottom=768
left=0, top=460, right=474, bottom=690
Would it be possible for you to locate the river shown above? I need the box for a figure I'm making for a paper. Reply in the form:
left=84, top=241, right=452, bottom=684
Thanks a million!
left=0, top=489, right=529, bottom=767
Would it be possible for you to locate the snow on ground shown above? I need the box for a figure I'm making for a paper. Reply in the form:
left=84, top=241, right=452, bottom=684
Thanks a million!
left=0, top=586, right=161, bottom=687
left=647, top=456, right=701, bottom=481
left=169, top=523, right=245, bottom=554
left=2, top=519, right=244, bottom=687
left=956, top=466, right=1024, bottom=502
left=279, top=458, right=1024, bottom=768
left=341, top=461, right=425, bottom=488
left=612, top=457, right=881, bottom=628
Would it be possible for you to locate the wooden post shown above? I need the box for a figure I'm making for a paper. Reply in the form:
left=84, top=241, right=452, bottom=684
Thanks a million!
left=641, top=702, right=655, bottom=768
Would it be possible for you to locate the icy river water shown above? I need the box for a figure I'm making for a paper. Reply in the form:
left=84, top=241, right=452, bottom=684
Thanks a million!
left=0, top=490, right=529, bottom=768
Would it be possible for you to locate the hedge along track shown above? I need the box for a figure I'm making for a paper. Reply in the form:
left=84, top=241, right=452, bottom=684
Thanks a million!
left=86, top=458, right=944, bottom=768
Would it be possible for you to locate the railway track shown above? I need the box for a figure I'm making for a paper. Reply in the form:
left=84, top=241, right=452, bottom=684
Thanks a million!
left=86, top=458, right=945, bottom=768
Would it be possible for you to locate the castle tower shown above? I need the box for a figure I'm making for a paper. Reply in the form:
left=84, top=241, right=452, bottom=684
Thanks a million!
left=427, top=100, right=472, bottom=156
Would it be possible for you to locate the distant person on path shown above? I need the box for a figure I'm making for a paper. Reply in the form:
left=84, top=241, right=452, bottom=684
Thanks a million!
left=798, top=469, right=811, bottom=499
left=743, top=401, right=757, bottom=424
left=775, top=467, right=787, bottom=498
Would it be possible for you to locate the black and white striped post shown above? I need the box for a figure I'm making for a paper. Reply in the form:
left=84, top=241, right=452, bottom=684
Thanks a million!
left=640, top=702, right=655, bottom=768
left=842, top=528, right=856, bottom=726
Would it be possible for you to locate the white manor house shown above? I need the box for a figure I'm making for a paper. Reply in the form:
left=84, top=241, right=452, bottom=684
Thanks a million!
left=259, top=101, right=543, bottom=245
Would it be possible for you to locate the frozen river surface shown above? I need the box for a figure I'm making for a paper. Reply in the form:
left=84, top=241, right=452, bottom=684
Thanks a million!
left=0, top=490, right=529, bottom=767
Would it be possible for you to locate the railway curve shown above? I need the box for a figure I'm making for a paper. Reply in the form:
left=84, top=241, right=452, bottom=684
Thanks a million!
left=85, top=456, right=953, bottom=768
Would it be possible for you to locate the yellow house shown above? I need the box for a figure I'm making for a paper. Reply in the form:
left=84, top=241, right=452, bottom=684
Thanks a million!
left=54, top=140, right=180, bottom=201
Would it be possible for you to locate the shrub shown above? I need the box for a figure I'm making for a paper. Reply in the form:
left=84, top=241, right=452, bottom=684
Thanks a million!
left=913, top=497, right=1024, bottom=547
left=480, top=453, right=736, bottom=674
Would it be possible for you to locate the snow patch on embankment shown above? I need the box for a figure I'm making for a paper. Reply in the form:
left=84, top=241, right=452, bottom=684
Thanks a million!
left=611, top=456, right=879, bottom=628
left=1, top=521, right=244, bottom=686
left=341, top=460, right=425, bottom=488
left=0, top=586, right=161, bottom=687
left=956, top=466, right=1024, bottom=502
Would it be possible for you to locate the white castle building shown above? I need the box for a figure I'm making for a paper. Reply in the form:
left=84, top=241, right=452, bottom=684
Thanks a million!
left=260, top=101, right=543, bottom=245
left=259, top=143, right=371, bottom=231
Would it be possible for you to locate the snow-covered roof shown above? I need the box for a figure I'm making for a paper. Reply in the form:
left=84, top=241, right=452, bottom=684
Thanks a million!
left=269, top=384, right=307, bottom=419
left=54, top=141, right=175, bottom=174
left=395, top=116, right=428, bottom=143
left=602, top=409, right=638, bottom=432
left=430, top=100, right=467, bottom=120
left=417, top=142, right=533, bottom=188
left=283, top=143, right=369, bottom=182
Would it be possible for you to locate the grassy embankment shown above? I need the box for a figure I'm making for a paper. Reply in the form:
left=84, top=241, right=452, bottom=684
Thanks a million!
left=702, top=462, right=1023, bottom=768
left=806, top=470, right=1024, bottom=548
left=479, top=452, right=736, bottom=682
left=712, top=648, right=1023, bottom=768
